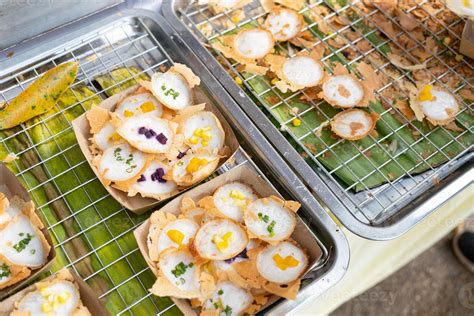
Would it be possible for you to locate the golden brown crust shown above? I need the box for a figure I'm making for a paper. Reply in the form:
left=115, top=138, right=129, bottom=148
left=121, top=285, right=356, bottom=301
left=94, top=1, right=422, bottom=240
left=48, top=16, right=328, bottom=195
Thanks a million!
left=171, top=63, right=201, bottom=89
left=330, top=109, right=380, bottom=141
left=212, top=28, right=274, bottom=76
left=180, top=197, right=197, bottom=213
left=17, top=199, right=43, bottom=229
left=408, top=87, right=459, bottom=126
left=232, top=248, right=267, bottom=289
left=243, top=294, right=269, bottom=314
left=86, top=106, right=110, bottom=134
left=233, top=28, right=275, bottom=60
left=263, top=7, right=304, bottom=42
left=171, top=156, right=220, bottom=187
left=207, top=0, right=252, bottom=13
left=266, top=49, right=326, bottom=93
left=319, top=74, right=365, bottom=108
left=12, top=269, right=91, bottom=315
left=0, top=255, right=31, bottom=290
left=262, top=279, right=301, bottom=300
left=148, top=211, right=178, bottom=262
left=275, top=0, right=304, bottom=10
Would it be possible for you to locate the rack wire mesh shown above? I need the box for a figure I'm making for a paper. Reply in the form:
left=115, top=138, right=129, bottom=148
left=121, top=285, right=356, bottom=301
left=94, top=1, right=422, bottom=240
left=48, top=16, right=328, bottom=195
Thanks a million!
left=0, top=13, right=331, bottom=314
left=177, top=0, right=473, bottom=225
left=0, top=18, right=182, bottom=316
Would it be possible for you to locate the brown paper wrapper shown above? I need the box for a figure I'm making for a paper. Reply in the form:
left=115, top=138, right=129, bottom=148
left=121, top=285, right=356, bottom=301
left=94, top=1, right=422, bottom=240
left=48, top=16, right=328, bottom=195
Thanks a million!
left=0, top=164, right=56, bottom=299
left=134, top=164, right=323, bottom=315
left=460, top=20, right=474, bottom=59
left=0, top=268, right=109, bottom=315
left=72, top=85, right=240, bottom=214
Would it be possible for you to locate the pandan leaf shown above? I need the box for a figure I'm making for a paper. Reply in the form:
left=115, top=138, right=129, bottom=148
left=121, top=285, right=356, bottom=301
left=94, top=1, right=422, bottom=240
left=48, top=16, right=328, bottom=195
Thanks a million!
left=0, top=62, right=78, bottom=130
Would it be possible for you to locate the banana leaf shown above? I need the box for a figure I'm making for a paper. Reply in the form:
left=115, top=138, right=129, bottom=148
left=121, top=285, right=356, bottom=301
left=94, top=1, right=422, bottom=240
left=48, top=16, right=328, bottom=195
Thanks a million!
left=0, top=62, right=78, bottom=130
left=210, top=4, right=473, bottom=192
left=95, top=67, right=150, bottom=97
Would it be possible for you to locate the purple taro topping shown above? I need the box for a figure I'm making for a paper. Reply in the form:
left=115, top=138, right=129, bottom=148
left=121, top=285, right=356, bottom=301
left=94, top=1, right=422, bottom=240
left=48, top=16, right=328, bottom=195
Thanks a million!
left=150, top=168, right=167, bottom=183
left=177, top=150, right=188, bottom=159
left=224, top=248, right=248, bottom=264
left=156, top=133, right=168, bottom=145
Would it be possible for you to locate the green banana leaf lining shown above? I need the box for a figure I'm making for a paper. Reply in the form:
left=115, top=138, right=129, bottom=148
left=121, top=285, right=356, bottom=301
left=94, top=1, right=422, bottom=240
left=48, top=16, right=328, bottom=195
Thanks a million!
left=208, top=1, right=473, bottom=192
left=0, top=67, right=181, bottom=316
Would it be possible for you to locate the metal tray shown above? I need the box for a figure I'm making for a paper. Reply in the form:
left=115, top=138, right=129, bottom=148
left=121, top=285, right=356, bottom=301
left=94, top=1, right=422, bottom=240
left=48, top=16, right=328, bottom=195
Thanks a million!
left=164, top=0, right=473, bottom=240
left=0, top=3, right=349, bottom=315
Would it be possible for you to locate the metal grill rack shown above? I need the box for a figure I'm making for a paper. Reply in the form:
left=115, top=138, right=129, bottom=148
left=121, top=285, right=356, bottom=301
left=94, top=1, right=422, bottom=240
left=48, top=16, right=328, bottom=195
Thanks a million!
left=1, top=17, right=188, bottom=316
left=167, top=0, right=473, bottom=239
left=0, top=5, right=348, bottom=315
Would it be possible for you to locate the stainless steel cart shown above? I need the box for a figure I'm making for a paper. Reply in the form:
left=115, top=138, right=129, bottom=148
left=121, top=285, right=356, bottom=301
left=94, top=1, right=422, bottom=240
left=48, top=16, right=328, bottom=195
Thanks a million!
left=163, top=0, right=473, bottom=240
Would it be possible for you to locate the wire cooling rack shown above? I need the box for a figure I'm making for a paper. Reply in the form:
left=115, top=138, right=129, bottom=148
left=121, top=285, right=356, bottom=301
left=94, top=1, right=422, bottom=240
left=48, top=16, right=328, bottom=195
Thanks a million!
left=0, top=18, right=183, bottom=316
left=177, top=0, right=473, bottom=225
left=0, top=15, right=272, bottom=315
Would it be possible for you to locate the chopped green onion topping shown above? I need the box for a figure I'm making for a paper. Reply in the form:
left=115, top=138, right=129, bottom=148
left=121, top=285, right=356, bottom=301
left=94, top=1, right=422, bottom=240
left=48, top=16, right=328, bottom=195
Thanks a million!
left=125, top=153, right=137, bottom=173
left=0, top=263, right=11, bottom=278
left=163, top=87, right=180, bottom=100
left=13, top=233, right=34, bottom=252
left=267, top=220, right=276, bottom=237
left=114, top=147, right=123, bottom=161
left=224, top=305, right=232, bottom=316
left=171, top=261, right=194, bottom=278
left=258, top=212, right=270, bottom=223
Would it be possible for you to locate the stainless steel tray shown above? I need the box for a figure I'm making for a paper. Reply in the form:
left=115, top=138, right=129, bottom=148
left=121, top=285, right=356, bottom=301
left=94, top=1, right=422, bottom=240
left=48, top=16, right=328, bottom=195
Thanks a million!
left=164, top=0, right=474, bottom=240
left=0, top=3, right=349, bottom=315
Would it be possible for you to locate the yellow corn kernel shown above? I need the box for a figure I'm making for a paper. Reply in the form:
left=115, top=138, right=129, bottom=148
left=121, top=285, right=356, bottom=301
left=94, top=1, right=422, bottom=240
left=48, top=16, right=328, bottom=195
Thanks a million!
left=201, top=131, right=212, bottom=141
left=194, top=128, right=203, bottom=137
left=271, top=78, right=279, bottom=85
left=189, top=136, right=199, bottom=144
left=123, top=109, right=134, bottom=117
left=201, top=141, right=209, bottom=147
left=213, top=232, right=233, bottom=252
left=234, top=76, right=243, bottom=85
left=292, top=118, right=301, bottom=127
left=40, top=288, right=52, bottom=296
left=186, top=157, right=209, bottom=174
left=109, top=132, right=122, bottom=142
left=229, top=190, right=244, bottom=200
left=455, top=54, right=464, bottom=62
left=58, top=292, right=71, bottom=304
left=418, top=85, right=434, bottom=101
left=167, top=229, right=185, bottom=245
left=41, top=302, right=54, bottom=313
left=140, top=101, right=155, bottom=113
left=443, top=37, right=451, bottom=45
left=232, top=16, right=240, bottom=23
left=272, top=254, right=300, bottom=270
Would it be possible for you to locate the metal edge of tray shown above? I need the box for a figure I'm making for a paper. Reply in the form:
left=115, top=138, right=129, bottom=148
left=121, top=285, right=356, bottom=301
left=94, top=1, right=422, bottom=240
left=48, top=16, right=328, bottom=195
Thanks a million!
left=162, top=0, right=474, bottom=241
left=137, top=9, right=351, bottom=314
left=0, top=4, right=350, bottom=315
